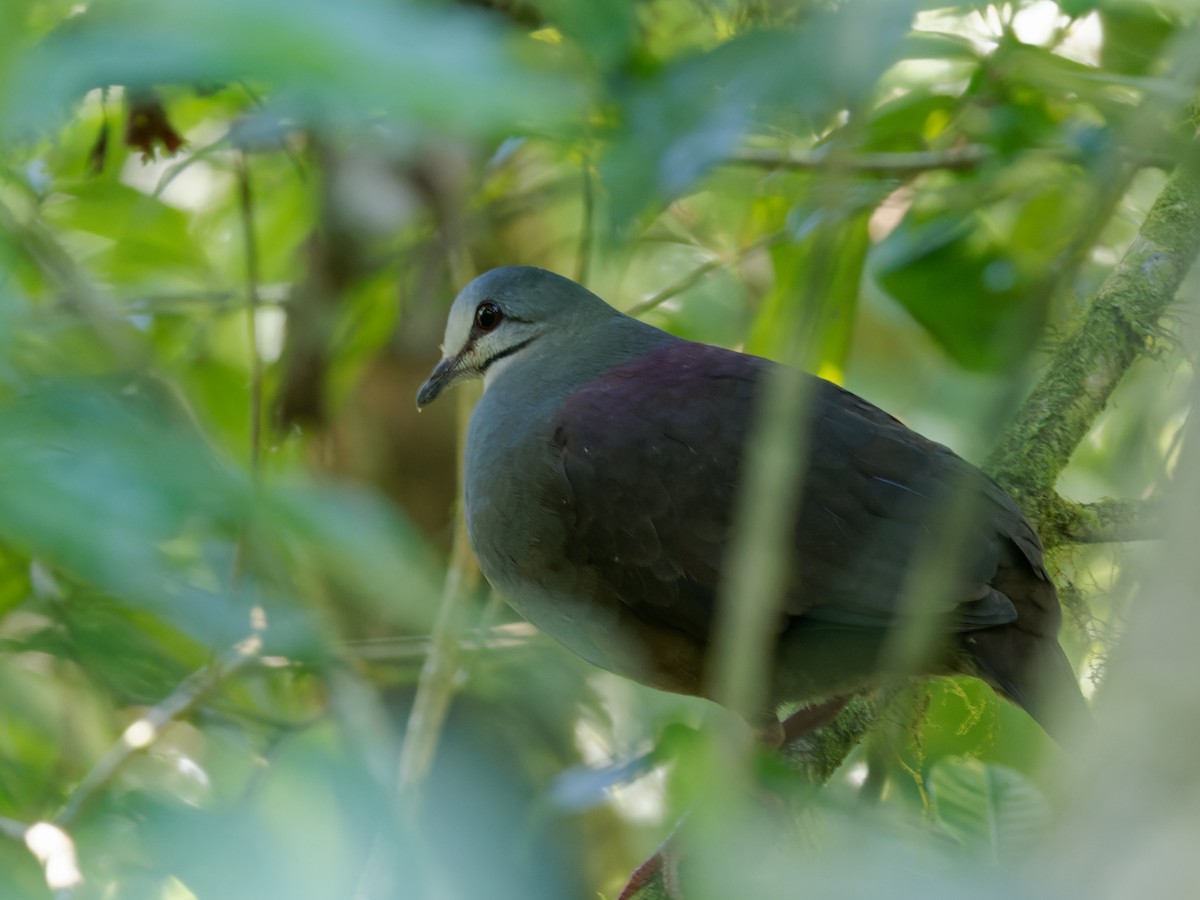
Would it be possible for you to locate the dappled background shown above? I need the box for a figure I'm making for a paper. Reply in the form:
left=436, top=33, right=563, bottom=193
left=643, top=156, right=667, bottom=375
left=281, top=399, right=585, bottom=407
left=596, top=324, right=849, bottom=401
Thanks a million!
left=1, top=1, right=1199, bottom=898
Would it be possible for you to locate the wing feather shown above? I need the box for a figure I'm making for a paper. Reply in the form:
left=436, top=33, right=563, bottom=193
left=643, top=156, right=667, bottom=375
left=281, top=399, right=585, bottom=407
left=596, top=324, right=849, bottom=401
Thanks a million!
left=546, top=340, right=1021, bottom=642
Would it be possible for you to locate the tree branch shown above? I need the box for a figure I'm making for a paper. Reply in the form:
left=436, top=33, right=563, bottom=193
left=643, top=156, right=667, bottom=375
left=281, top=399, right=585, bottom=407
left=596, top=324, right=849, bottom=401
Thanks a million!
left=727, top=145, right=1172, bottom=176
left=0, top=817, right=27, bottom=841
left=781, top=695, right=878, bottom=783
left=625, top=231, right=784, bottom=318
left=236, top=151, right=264, bottom=474
left=727, top=145, right=992, bottom=175
left=55, top=635, right=261, bottom=828
left=1054, top=495, right=1165, bottom=544
left=987, top=158, right=1200, bottom=540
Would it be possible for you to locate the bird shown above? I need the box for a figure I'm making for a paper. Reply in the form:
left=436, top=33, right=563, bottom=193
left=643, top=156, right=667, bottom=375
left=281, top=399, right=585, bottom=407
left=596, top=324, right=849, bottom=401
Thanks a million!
left=416, top=265, right=1087, bottom=742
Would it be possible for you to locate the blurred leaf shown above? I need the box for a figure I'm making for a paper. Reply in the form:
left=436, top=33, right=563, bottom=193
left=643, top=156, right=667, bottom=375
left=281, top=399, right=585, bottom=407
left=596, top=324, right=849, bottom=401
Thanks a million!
left=746, top=204, right=871, bottom=376
left=30, top=595, right=202, bottom=702
left=262, top=479, right=441, bottom=632
left=602, top=0, right=918, bottom=222
left=3, top=0, right=584, bottom=139
left=0, top=549, right=30, bottom=616
left=1100, top=1, right=1179, bottom=75
left=929, top=758, right=1052, bottom=862
left=42, top=180, right=212, bottom=286
left=872, top=168, right=1091, bottom=370
left=526, top=0, right=639, bottom=70
left=0, top=384, right=249, bottom=634
left=898, top=29, right=983, bottom=61
left=860, top=90, right=964, bottom=152
left=875, top=211, right=1028, bottom=370
left=0, top=381, right=437, bottom=652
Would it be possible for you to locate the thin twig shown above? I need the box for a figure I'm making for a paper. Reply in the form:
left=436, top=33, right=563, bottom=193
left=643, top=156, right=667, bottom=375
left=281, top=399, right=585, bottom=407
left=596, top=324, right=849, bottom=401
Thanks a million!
left=354, top=379, right=481, bottom=900
left=709, top=364, right=813, bottom=723
left=707, top=204, right=847, bottom=746
left=386, top=237, right=480, bottom=798
left=236, top=151, right=263, bottom=474
left=25, top=821, right=83, bottom=896
left=55, top=636, right=262, bottom=828
left=625, top=230, right=785, bottom=318
left=344, top=622, right=538, bottom=663
left=729, top=144, right=1173, bottom=177
left=395, top=387, right=481, bottom=793
left=728, top=145, right=992, bottom=174
left=0, top=817, right=27, bottom=840
left=0, top=814, right=84, bottom=896
left=576, top=148, right=594, bottom=287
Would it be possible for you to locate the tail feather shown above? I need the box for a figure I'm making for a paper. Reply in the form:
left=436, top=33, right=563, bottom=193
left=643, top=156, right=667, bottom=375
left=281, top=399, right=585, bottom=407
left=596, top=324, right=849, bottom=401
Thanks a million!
left=966, top=626, right=1090, bottom=743
left=963, top=531, right=1091, bottom=744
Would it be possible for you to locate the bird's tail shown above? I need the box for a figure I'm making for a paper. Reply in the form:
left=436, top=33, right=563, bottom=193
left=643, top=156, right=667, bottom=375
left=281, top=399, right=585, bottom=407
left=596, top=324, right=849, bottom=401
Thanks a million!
left=966, top=625, right=1090, bottom=744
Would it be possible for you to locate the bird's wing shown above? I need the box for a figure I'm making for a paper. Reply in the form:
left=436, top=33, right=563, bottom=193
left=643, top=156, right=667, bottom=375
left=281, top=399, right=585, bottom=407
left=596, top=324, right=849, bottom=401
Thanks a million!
left=793, top=380, right=1017, bottom=629
left=545, top=339, right=1018, bottom=642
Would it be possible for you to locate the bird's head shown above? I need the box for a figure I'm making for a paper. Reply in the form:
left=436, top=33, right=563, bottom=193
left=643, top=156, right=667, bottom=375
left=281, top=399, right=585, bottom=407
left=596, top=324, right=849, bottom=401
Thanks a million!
left=416, top=266, right=613, bottom=408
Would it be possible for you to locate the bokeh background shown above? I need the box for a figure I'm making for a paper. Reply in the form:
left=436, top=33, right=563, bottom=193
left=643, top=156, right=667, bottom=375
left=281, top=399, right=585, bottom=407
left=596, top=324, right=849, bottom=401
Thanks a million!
left=1, top=1, right=1199, bottom=898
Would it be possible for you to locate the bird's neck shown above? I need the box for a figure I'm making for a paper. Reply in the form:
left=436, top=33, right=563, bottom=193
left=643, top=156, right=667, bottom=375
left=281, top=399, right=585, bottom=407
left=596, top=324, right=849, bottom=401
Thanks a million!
left=482, top=348, right=526, bottom=393
left=486, top=313, right=675, bottom=407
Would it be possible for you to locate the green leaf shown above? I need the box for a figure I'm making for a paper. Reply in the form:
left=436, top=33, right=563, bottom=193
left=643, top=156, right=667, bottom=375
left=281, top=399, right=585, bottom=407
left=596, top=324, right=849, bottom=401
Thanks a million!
left=872, top=167, right=1091, bottom=372
left=42, top=180, right=213, bottom=286
left=262, top=479, right=441, bottom=632
left=859, top=90, right=963, bottom=153
left=929, top=758, right=1052, bottom=862
left=873, top=209, right=1029, bottom=370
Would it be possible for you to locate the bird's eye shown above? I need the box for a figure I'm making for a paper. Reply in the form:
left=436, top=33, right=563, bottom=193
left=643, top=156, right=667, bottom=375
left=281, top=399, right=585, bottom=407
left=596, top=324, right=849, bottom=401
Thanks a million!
left=475, top=301, right=503, bottom=332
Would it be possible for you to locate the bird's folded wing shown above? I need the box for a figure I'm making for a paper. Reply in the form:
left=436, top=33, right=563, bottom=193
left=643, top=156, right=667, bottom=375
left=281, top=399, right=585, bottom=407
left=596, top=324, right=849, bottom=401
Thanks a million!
left=545, top=340, right=1018, bottom=642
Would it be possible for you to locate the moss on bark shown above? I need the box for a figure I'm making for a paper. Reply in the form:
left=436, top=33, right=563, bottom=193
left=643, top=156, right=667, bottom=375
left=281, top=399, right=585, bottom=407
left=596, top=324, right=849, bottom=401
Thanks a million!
left=987, top=161, right=1200, bottom=540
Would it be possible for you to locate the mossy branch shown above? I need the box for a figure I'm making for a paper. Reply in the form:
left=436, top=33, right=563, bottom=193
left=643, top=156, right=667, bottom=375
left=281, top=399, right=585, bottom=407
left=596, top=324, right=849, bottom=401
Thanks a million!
left=1051, top=495, right=1166, bottom=544
left=987, top=159, right=1200, bottom=538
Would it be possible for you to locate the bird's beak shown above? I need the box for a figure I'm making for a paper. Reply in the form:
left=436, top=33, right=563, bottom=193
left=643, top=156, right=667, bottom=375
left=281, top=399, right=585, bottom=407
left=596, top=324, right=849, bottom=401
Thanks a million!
left=416, top=356, right=459, bottom=409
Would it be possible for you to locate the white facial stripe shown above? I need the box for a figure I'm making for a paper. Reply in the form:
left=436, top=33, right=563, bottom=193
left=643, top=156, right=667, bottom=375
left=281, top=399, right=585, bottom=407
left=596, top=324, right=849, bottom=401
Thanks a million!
left=441, top=308, right=473, bottom=357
